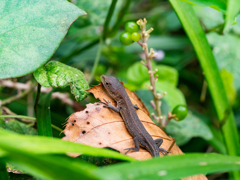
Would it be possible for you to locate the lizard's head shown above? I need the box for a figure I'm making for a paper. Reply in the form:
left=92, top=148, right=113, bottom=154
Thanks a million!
left=101, top=75, right=122, bottom=97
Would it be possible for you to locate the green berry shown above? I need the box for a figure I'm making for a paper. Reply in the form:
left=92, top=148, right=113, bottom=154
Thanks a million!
left=125, top=21, right=139, bottom=33
left=131, top=32, right=141, bottom=42
left=119, top=32, right=133, bottom=45
left=172, top=105, right=188, bottom=121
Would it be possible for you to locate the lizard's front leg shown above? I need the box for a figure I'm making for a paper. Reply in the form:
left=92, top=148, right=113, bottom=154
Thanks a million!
left=101, top=98, right=120, bottom=113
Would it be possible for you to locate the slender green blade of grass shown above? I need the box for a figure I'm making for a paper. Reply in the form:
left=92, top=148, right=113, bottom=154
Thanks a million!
left=225, top=0, right=240, bottom=31
left=169, top=0, right=240, bottom=178
left=0, top=129, right=135, bottom=162
left=94, top=153, right=240, bottom=180
left=36, top=91, right=53, bottom=136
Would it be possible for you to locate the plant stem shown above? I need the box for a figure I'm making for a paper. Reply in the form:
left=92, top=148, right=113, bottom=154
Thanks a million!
left=60, top=0, right=132, bottom=64
left=0, top=115, right=36, bottom=120
left=0, top=115, right=62, bottom=132
left=59, top=39, right=100, bottom=63
left=103, top=0, right=118, bottom=39
left=34, top=83, right=41, bottom=114
left=88, top=37, right=103, bottom=84
left=1, top=82, right=35, bottom=106
left=138, top=19, right=163, bottom=126
left=110, top=0, right=132, bottom=37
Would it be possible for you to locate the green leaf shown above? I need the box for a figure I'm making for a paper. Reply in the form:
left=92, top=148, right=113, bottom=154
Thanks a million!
left=180, top=0, right=227, bottom=12
left=34, top=61, right=89, bottom=101
left=220, top=69, right=237, bottom=105
left=225, top=0, right=240, bottom=31
left=0, top=118, right=37, bottom=136
left=0, top=0, right=86, bottom=79
left=4, top=150, right=97, bottom=180
left=94, top=153, right=240, bottom=180
left=0, top=129, right=135, bottom=162
left=169, top=2, right=240, bottom=179
left=136, top=90, right=169, bottom=121
left=146, top=81, right=186, bottom=111
left=126, top=35, right=191, bottom=53
left=155, top=65, right=178, bottom=87
left=36, top=91, right=52, bottom=137
left=165, top=111, right=213, bottom=145
left=127, top=62, right=178, bottom=87
left=207, top=32, right=240, bottom=90
left=127, top=62, right=152, bottom=85
left=194, top=6, right=224, bottom=30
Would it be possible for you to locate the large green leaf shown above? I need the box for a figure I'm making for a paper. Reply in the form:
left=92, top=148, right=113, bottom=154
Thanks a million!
left=0, top=129, right=135, bottom=162
left=0, top=0, right=86, bottom=79
left=165, top=111, right=213, bottom=145
left=94, top=153, right=240, bottom=180
left=180, top=0, right=227, bottom=12
left=34, top=61, right=89, bottom=101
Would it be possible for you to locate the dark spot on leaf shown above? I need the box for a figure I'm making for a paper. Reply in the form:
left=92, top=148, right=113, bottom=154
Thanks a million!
left=96, top=103, right=99, bottom=105
left=108, top=132, right=110, bottom=134
left=101, top=115, right=104, bottom=118
left=73, top=120, right=76, bottom=122
left=82, top=130, right=86, bottom=134
left=72, top=123, right=74, bottom=126
left=87, top=122, right=90, bottom=125
left=99, top=142, right=102, bottom=145
left=85, top=111, right=89, bottom=113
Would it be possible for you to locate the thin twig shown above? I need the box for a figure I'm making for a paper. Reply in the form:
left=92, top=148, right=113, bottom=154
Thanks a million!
left=0, top=115, right=63, bottom=132
left=1, top=82, right=35, bottom=106
left=59, top=39, right=100, bottom=63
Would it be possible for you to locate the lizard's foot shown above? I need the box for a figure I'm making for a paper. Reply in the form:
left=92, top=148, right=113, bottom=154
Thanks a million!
left=100, top=98, right=113, bottom=107
left=159, top=148, right=170, bottom=155
left=124, top=147, right=139, bottom=154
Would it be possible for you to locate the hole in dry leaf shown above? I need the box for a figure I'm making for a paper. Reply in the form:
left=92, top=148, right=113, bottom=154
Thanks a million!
left=72, top=123, right=74, bottom=126
left=85, top=111, right=89, bottom=113
left=96, top=103, right=99, bottom=105
left=87, top=122, right=90, bottom=125
left=82, top=130, right=86, bottom=134
left=73, top=120, right=76, bottom=122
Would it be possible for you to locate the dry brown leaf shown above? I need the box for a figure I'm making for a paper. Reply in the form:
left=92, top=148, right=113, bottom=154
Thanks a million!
left=62, top=83, right=207, bottom=180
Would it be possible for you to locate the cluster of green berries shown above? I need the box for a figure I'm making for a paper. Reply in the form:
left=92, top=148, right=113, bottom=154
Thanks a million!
left=119, top=22, right=141, bottom=45
left=172, top=105, right=188, bottom=121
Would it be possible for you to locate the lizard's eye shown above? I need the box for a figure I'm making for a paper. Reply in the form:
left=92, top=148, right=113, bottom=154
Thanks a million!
left=105, top=82, right=109, bottom=85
